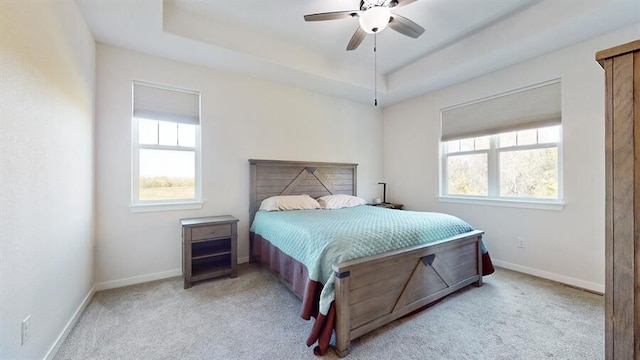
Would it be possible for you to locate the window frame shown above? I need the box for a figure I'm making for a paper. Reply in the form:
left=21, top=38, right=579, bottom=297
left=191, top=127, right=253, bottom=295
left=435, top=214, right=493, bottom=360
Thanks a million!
left=130, top=83, right=203, bottom=213
left=439, top=126, right=564, bottom=210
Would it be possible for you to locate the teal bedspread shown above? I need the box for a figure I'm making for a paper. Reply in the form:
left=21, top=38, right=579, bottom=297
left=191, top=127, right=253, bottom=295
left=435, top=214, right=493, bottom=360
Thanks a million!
left=250, top=205, right=477, bottom=315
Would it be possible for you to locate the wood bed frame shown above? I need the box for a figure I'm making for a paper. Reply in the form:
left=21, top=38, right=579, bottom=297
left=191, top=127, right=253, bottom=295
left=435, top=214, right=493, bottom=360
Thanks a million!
left=249, top=159, right=484, bottom=357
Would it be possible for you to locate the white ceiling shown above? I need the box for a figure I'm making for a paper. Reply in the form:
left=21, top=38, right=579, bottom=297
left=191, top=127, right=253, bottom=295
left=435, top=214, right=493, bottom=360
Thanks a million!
left=75, top=0, right=640, bottom=107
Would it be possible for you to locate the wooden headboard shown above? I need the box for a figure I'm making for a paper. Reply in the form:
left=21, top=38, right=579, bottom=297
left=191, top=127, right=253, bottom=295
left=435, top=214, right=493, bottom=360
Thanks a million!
left=249, top=159, right=358, bottom=222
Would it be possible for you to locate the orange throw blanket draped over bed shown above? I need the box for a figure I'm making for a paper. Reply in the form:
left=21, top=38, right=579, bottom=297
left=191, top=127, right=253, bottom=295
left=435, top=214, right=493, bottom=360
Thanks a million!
left=251, top=232, right=495, bottom=355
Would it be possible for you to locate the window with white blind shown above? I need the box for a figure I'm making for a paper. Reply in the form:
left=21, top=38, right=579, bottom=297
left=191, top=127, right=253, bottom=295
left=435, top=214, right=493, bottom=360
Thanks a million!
left=440, top=80, right=563, bottom=208
left=131, top=82, right=202, bottom=211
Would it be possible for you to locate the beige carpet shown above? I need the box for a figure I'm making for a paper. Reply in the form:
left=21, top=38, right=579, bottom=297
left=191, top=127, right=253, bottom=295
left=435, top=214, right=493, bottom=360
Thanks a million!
left=55, top=264, right=603, bottom=359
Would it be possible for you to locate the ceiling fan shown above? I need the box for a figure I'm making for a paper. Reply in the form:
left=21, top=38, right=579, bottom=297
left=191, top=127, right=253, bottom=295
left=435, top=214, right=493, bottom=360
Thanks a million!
left=303, top=0, right=425, bottom=51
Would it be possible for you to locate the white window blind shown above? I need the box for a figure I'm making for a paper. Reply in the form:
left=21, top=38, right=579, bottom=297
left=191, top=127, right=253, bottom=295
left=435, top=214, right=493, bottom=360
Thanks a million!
left=441, top=81, right=561, bottom=141
left=133, top=82, right=200, bottom=125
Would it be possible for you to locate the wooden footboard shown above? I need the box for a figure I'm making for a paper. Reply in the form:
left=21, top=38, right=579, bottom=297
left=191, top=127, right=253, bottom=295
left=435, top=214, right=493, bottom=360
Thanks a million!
left=332, top=230, right=484, bottom=357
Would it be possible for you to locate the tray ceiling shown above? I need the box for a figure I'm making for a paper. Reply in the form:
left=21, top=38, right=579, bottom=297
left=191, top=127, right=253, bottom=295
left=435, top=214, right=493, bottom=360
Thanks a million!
left=76, top=0, right=640, bottom=107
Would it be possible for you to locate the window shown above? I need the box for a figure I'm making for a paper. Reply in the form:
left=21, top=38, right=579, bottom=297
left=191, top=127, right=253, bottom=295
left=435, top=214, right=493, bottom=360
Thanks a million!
left=443, top=126, right=561, bottom=200
left=440, top=81, right=562, bottom=206
left=131, top=82, right=201, bottom=210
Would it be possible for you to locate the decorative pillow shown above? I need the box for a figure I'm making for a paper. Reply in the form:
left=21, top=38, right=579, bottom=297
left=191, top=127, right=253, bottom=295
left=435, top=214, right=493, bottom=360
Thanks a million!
left=317, top=194, right=367, bottom=209
left=259, top=195, right=321, bottom=211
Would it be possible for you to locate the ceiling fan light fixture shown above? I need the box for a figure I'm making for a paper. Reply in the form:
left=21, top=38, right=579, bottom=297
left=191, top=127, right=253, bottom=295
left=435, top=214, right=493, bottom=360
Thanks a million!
left=358, top=6, right=391, bottom=34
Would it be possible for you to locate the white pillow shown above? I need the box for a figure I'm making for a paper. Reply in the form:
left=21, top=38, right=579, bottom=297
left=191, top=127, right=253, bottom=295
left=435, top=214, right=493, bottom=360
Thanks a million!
left=317, top=194, right=367, bottom=209
left=259, top=195, right=321, bottom=211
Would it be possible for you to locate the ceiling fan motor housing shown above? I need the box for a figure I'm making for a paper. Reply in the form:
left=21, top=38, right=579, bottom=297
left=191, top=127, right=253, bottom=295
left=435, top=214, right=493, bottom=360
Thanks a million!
left=359, top=6, right=391, bottom=34
left=361, top=0, right=398, bottom=11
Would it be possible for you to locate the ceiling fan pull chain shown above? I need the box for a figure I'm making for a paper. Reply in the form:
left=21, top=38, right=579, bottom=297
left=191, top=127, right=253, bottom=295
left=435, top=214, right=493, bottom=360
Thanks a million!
left=374, top=33, right=378, bottom=107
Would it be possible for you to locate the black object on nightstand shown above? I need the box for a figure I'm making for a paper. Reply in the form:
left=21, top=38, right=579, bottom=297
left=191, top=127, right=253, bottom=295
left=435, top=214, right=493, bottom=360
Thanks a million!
left=374, top=182, right=402, bottom=209
left=369, top=203, right=404, bottom=210
left=378, top=182, right=387, bottom=203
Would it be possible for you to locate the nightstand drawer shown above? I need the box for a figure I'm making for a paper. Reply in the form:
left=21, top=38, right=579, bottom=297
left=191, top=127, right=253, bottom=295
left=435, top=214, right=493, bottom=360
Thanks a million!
left=191, top=224, right=232, bottom=241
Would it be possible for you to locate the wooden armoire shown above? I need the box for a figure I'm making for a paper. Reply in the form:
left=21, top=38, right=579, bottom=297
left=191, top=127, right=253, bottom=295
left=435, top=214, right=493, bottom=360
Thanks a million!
left=596, top=39, right=640, bottom=359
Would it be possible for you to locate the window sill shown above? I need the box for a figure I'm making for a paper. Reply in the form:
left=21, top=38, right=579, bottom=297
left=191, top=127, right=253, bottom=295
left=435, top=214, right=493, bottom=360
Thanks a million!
left=438, top=196, right=564, bottom=211
left=130, top=201, right=204, bottom=213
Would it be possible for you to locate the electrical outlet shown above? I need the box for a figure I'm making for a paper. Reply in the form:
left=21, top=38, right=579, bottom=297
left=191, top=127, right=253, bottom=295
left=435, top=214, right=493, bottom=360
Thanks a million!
left=517, top=236, right=525, bottom=248
left=21, top=315, right=31, bottom=345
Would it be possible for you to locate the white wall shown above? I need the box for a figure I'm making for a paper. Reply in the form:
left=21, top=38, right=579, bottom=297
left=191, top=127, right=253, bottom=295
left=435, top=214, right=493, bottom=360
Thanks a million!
left=94, top=44, right=383, bottom=287
left=382, top=23, right=640, bottom=293
left=0, top=1, right=95, bottom=359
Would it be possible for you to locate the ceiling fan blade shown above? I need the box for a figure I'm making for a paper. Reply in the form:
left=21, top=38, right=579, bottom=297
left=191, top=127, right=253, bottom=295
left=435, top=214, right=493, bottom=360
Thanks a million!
left=388, top=14, right=425, bottom=38
left=304, top=10, right=359, bottom=22
left=346, top=27, right=366, bottom=51
left=393, top=0, right=418, bottom=8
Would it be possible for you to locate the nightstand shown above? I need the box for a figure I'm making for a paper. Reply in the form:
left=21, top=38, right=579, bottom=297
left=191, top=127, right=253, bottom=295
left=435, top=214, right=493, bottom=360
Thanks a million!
left=181, top=215, right=238, bottom=289
left=369, top=203, right=404, bottom=210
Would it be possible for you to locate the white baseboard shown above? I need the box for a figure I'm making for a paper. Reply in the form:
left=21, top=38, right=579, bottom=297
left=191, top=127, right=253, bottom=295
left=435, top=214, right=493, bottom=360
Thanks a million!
left=94, top=259, right=254, bottom=291
left=94, top=269, right=182, bottom=291
left=492, top=259, right=605, bottom=294
left=45, top=285, right=95, bottom=360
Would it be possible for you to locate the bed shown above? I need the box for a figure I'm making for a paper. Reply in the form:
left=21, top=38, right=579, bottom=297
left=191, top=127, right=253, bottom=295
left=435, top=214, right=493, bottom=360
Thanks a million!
left=248, top=159, right=494, bottom=356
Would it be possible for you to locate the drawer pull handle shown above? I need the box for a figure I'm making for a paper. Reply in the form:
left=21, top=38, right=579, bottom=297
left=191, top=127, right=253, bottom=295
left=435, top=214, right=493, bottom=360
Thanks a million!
left=209, top=230, right=216, bottom=235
